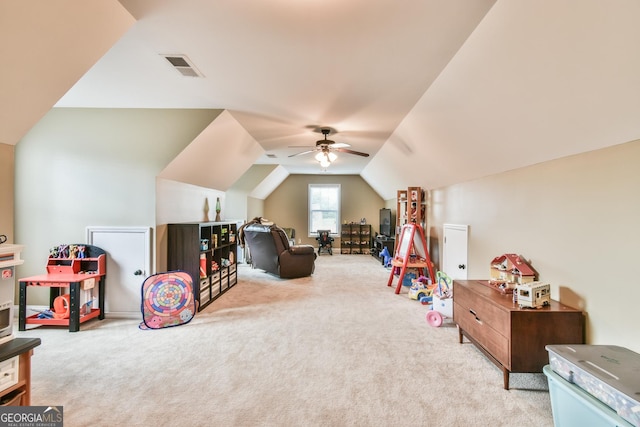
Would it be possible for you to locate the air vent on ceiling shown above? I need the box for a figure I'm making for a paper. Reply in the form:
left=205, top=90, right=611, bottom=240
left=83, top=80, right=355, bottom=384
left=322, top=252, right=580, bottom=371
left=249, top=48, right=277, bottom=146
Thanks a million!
left=162, top=54, right=203, bottom=77
left=266, top=154, right=277, bottom=158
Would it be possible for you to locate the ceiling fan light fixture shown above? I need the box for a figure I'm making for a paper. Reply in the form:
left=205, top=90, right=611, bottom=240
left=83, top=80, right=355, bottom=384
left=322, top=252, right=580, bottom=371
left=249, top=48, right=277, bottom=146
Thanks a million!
left=319, top=158, right=331, bottom=168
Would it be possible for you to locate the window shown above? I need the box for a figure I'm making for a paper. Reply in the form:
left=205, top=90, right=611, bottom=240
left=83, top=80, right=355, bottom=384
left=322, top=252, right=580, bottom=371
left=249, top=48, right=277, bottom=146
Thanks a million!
left=309, top=184, right=340, bottom=235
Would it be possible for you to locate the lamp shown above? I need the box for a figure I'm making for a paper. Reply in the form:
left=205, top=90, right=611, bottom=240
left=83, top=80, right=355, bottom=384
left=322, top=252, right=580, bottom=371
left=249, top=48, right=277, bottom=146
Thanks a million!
left=315, top=149, right=337, bottom=168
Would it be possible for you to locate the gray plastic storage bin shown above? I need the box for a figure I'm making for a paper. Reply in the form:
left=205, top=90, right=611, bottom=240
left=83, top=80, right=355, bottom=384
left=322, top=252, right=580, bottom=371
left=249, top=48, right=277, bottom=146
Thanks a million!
left=546, top=344, right=640, bottom=427
left=544, top=366, right=633, bottom=427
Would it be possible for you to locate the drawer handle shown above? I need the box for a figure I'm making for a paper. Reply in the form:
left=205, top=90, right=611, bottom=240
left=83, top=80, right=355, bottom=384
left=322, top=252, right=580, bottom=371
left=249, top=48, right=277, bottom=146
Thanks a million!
left=469, top=309, right=482, bottom=324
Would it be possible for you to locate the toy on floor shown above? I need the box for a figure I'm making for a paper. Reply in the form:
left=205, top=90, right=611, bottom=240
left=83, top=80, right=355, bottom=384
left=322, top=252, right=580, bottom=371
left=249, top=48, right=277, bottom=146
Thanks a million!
left=434, top=270, right=453, bottom=298
left=426, top=271, right=454, bottom=327
left=408, top=276, right=435, bottom=302
left=379, top=247, right=392, bottom=268
left=401, top=270, right=417, bottom=288
left=139, top=271, right=197, bottom=330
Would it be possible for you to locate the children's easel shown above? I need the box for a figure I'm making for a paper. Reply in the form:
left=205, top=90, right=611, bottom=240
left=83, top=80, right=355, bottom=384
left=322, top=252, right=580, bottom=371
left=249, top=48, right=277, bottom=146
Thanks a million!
left=386, top=223, right=435, bottom=294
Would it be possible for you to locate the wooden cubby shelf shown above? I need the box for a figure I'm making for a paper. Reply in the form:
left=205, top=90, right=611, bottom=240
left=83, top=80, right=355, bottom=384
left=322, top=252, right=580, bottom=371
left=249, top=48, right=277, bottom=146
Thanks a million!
left=167, top=221, right=239, bottom=311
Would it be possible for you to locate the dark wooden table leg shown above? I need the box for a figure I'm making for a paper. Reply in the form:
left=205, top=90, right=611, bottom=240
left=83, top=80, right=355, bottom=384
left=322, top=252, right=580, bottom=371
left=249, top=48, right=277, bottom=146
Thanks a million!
left=18, top=281, right=27, bottom=331
left=69, top=282, right=80, bottom=332
left=98, top=276, right=105, bottom=320
left=503, top=367, right=510, bottom=390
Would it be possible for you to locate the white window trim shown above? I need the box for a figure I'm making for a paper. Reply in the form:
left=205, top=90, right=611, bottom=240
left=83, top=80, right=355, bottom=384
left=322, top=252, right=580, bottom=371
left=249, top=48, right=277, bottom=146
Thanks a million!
left=308, top=184, right=341, bottom=237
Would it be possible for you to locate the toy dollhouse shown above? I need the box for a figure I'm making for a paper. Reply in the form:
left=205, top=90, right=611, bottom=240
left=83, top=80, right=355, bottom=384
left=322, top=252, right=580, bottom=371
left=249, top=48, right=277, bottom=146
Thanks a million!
left=489, top=253, right=536, bottom=292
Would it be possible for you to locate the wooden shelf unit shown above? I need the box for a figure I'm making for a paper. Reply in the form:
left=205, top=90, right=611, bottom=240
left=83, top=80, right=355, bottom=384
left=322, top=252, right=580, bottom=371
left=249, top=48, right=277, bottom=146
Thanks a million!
left=396, top=186, right=426, bottom=239
left=340, top=223, right=371, bottom=254
left=372, top=235, right=395, bottom=262
left=167, top=221, right=238, bottom=311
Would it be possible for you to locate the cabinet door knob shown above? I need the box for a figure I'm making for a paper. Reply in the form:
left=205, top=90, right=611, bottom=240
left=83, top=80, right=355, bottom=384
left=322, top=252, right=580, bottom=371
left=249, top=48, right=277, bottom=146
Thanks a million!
left=134, top=270, right=143, bottom=276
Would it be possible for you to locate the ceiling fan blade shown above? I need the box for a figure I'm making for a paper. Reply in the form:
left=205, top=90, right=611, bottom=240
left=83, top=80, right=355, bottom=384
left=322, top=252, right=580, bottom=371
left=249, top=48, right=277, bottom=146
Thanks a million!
left=332, top=143, right=350, bottom=148
left=335, top=148, right=369, bottom=157
left=288, top=150, right=316, bottom=158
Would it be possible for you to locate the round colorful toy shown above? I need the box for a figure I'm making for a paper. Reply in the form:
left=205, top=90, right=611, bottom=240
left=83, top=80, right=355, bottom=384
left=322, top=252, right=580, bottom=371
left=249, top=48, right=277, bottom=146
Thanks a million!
left=139, top=271, right=196, bottom=330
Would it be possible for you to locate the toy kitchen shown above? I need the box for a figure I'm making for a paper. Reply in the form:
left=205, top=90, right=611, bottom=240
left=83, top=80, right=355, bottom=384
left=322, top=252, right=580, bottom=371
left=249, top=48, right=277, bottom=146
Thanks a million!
left=0, top=242, right=24, bottom=344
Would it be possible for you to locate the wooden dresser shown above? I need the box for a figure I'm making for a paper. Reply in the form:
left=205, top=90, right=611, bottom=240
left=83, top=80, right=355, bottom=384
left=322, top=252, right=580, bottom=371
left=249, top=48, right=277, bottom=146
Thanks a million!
left=453, top=280, right=584, bottom=389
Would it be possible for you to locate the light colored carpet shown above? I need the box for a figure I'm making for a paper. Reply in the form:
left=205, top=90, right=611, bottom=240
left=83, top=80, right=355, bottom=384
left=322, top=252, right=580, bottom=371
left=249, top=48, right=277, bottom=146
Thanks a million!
left=16, top=254, right=554, bottom=427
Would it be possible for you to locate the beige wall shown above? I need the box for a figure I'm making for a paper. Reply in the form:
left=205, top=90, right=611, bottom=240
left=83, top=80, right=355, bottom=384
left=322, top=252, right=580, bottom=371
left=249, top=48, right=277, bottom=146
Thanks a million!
left=14, top=108, right=218, bottom=304
left=247, top=197, right=265, bottom=223
left=265, top=175, right=384, bottom=246
left=0, top=144, right=14, bottom=243
left=155, top=178, right=226, bottom=272
left=429, top=139, right=640, bottom=352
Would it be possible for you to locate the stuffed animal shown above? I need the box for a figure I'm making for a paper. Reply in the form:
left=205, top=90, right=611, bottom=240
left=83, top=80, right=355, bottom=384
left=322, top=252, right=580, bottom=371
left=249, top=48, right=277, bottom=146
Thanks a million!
left=77, top=245, right=86, bottom=259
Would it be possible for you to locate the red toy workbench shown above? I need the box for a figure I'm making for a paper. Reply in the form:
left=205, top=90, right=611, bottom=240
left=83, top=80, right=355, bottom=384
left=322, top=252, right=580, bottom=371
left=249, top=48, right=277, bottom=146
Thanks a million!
left=18, top=244, right=106, bottom=332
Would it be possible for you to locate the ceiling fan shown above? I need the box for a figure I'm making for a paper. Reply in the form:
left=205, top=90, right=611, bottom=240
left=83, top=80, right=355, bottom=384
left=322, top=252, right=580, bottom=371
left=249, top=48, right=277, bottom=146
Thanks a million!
left=288, top=128, right=369, bottom=167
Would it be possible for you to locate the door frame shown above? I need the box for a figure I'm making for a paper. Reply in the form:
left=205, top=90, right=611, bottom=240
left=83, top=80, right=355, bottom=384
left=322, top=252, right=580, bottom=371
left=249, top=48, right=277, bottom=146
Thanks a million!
left=86, top=226, right=152, bottom=275
left=86, top=226, right=153, bottom=316
left=442, top=223, right=469, bottom=280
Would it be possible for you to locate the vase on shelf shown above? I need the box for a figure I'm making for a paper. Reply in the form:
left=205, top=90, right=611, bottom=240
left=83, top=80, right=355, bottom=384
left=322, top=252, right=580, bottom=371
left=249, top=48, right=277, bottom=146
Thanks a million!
left=215, top=197, right=221, bottom=221
left=203, top=198, right=210, bottom=222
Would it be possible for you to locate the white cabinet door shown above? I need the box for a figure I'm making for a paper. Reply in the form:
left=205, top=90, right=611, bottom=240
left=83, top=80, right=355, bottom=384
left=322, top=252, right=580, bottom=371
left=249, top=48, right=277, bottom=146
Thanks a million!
left=442, top=224, right=468, bottom=280
left=86, top=227, right=151, bottom=317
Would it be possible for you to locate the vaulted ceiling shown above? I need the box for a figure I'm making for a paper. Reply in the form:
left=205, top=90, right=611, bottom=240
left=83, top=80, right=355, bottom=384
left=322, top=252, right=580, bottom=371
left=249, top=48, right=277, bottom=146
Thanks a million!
left=3, top=0, right=640, bottom=200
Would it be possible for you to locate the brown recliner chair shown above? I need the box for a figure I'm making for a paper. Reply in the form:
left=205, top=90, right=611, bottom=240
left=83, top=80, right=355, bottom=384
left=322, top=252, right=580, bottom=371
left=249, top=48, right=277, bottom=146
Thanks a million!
left=241, top=223, right=316, bottom=278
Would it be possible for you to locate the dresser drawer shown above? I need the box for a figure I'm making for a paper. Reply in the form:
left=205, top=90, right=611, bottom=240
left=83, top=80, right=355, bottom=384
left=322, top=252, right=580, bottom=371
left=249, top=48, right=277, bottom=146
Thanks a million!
left=453, top=280, right=584, bottom=389
left=0, top=356, right=19, bottom=393
left=454, top=302, right=510, bottom=367
left=454, top=282, right=510, bottom=337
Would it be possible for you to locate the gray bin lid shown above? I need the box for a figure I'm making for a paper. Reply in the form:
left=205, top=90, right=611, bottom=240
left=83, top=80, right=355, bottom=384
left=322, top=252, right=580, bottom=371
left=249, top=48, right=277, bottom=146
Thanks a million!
left=546, top=344, right=640, bottom=404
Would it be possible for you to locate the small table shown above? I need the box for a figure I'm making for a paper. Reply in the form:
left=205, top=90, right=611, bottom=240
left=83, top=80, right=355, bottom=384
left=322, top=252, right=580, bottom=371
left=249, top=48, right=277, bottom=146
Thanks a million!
left=18, top=273, right=105, bottom=332
left=0, top=338, right=41, bottom=405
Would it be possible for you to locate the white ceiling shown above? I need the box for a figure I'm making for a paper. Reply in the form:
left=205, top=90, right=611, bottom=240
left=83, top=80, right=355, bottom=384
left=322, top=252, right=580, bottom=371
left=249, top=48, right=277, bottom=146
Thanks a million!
left=6, top=0, right=640, bottom=201
left=55, top=0, right=497, bottom=175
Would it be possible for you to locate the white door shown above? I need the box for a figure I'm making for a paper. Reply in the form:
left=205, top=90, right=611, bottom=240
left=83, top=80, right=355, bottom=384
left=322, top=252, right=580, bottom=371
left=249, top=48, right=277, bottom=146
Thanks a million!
left=86, top=227, right=152, bottom=317
left=442, top=224, right=468, bottom=280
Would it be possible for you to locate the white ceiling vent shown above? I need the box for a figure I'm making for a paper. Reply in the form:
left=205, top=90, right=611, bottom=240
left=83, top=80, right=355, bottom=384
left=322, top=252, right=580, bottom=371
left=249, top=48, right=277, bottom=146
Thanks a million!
left=162, top=54, right=203, bottom=77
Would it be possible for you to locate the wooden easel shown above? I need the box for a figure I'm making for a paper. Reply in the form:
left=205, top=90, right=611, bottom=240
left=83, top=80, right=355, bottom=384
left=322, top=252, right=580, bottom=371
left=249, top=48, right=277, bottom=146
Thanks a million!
left=386, top=223, right=435, bottom=294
